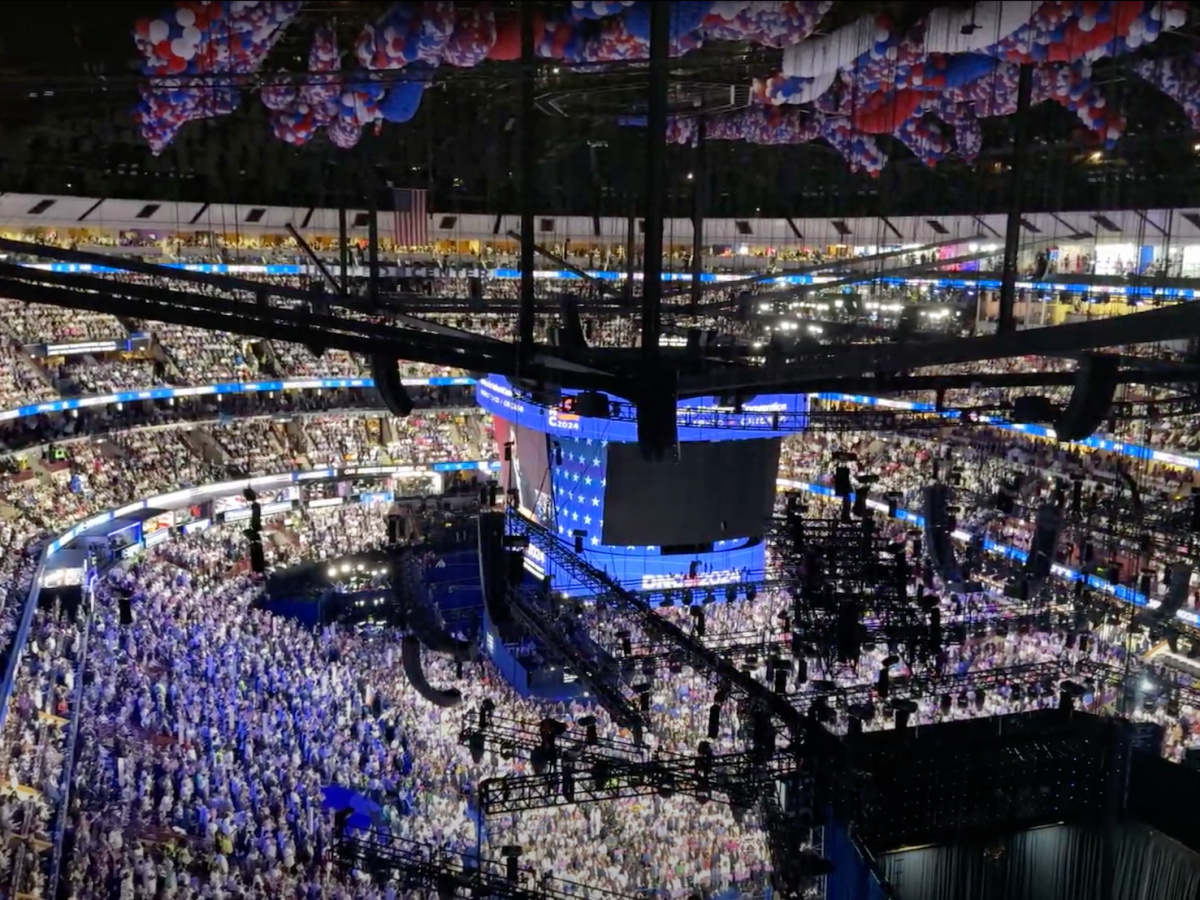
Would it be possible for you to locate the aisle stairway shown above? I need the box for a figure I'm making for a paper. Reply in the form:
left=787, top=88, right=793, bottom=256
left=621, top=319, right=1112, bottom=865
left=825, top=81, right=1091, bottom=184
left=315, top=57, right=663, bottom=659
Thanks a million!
left=252, top=339, right=280, bottom=376
left=13, top=343, right=57, bottom=399
left=285, top=419, right=311, bottom=466
left=181, top=427, right=227, bottom=468
left=380, top=415, right=397, bottom=446
left=147, top=333, right=184, bottom=383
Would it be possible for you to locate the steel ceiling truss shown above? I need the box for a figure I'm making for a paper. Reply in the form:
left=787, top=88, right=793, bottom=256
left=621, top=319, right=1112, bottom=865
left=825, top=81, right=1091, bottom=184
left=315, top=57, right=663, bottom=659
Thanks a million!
left=502, top=585, right=646, bottom=738
left=778, top=512, right=939, bottom=673
left=2, top=238, right=1200, bottom=401
left=507, top=510, right=825, bottom=746
left=687, top=298, right=1200, bottom=397
left=793, top=660, right=1076, bottom=714
left=336, top=830, right=638, bottom=900
left=474, top=749, right=793, bottom=814
left=458, top=711, right=650, bottom=765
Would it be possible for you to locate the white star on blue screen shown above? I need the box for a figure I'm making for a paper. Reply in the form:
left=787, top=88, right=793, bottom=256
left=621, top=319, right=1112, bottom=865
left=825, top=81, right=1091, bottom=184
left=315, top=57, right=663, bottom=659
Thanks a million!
left=550, top=435, right=613, bottom=550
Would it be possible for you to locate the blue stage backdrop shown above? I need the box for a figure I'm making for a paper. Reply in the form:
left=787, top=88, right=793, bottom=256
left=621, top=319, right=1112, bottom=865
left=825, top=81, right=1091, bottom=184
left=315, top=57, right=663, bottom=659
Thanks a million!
left=478, top=377, right=791, bottom=598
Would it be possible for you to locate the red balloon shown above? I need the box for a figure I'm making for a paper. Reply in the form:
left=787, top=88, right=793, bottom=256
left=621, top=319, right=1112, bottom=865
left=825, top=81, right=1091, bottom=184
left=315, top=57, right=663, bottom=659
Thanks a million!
left=854, top=90, right=925, bottom=134
left=489, top=12, right=523, bottom=60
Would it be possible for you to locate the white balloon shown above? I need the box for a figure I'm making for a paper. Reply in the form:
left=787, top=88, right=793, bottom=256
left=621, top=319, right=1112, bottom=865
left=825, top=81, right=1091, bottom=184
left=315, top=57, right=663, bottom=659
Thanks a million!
left=171, top=37, right=196, bottom=60
left=149, top=19, right=170, bottom=44
left=1078, top=15, right=1096, bottom=33
left=176, top=7, right=196, bottom=28
left=183, top=26, right=202, bottom=45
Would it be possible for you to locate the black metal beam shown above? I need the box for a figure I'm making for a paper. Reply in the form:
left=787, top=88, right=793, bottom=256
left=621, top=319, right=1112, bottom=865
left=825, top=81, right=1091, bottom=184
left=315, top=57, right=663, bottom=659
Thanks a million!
left=338, top=196, right=350, bottom=295
left=508, top=512, right=830, bottom=747
left=460, top=712, right=650, bottom=763
left=504, top=230, right=621, bottom=298
left=678, top=300, right=1200, bottom=398
left=690, top=117, right=707, bottom=315
left=476, top=751, right=775, bottom=814
left=504, top=588, right=645, bottom=739
left=337, top=831, right=635, bottom=900
left=641, top=1, right=669, bottom=362
left=285, top=223, right=342, bottom=296
left=624, top=203, right=637, bottom=308
left=999, top=63, right=1033, bottom=335
left=518, top=4, right=537, bottom=358
left=0, top=265, right=530, bottom=376
left=367, top=181, right=381, bottom=311
left=661, top=235, right=985, bottom=299
left=0, top=236, right=313, bottom=306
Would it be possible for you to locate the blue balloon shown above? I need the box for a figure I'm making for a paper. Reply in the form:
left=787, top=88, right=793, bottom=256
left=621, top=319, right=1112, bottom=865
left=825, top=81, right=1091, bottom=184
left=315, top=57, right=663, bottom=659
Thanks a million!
left=943, top=54, right=998, bottom=89
left=671, top=0, right=712, bottom=36
left=379, top=81, right=426, bottom=123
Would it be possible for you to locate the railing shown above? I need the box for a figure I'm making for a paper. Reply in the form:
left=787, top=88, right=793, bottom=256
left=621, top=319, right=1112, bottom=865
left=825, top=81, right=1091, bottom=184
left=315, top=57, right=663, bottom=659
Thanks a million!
left=0, top=547, right=48, bottom=734
left=45, top=578, right=96, bottom=899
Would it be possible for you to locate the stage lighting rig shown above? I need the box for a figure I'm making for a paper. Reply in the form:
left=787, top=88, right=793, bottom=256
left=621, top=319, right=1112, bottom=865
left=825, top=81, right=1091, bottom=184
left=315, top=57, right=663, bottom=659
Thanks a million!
left=475, top=746, right=800, bottom=814
left=499, top=582, right=647, bottom=742
left=506, top=510, right=840, bottom=899
left=774, top=511, right=937, bottom=676
left=336, top=830, right=630, bottom=900
left=459, top=711, right=650, bottom=767
left=789, top=660, right=1078, bottom=722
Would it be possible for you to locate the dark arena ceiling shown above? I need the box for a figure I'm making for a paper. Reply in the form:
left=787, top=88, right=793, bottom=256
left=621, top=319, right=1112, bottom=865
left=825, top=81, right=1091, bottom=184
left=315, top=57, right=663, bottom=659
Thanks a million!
left=0, top=1, right=1198, bottom=216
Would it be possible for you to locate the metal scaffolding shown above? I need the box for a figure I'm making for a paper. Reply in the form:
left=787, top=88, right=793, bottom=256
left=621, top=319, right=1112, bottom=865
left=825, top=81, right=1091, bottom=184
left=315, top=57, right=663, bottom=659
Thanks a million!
left=337, top=830, right=640, bottom=900
left=474, top=750, right=785, bottom=814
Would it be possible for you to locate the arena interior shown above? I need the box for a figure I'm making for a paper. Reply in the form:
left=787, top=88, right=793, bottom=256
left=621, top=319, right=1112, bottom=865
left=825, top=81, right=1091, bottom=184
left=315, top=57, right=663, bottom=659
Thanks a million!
left=6, top=3, right=1200, bottom=900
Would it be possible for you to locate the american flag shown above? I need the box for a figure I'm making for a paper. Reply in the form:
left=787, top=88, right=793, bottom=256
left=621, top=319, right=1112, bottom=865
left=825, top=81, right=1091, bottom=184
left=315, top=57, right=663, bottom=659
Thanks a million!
left=393, top=188, right=428, bottom=249
left=552, top=436, right=607, bottom=547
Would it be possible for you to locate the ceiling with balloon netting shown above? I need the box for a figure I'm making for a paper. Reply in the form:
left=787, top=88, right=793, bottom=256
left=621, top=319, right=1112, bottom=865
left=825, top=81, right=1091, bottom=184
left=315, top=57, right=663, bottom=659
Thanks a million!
left=0, top=1, right=1197, bottom=216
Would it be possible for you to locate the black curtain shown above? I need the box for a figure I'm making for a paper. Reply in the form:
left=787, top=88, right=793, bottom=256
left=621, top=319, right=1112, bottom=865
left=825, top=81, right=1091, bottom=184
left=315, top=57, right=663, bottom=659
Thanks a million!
left=877, top=822, right=1200, bottom=900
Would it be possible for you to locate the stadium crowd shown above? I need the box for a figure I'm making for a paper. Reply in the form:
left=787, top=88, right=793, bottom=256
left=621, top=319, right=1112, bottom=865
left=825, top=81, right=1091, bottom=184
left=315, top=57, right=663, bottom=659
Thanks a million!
left=0, top=499, right=1182, bottom=900
left=0, top=290, right=1197, bottom=900
left=26, top=514, right=777, bottom=900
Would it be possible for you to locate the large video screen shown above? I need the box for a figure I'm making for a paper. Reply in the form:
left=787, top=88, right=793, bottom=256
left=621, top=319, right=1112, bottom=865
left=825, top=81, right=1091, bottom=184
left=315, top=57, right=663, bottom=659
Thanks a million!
left=494, top=416, right=554, bottom=524
left=545, top=434, right=766, bottom=596
left=602, top=438, right=781, bottom=548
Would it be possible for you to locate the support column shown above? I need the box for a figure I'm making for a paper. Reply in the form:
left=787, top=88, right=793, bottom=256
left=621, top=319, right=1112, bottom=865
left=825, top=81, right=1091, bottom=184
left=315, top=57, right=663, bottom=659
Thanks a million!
left=998, top=63, right=1033, bottom=335
left=337, top=203, right=350, bottom=294
left=641, top=1, right=669, bottom=361
left=367, top=183, right=380, bottom=311
left=624, top=203, right=637, bottom=308
left=517, top=3, right=537, bottom=358
left=690, top=117, right=706, bottom=315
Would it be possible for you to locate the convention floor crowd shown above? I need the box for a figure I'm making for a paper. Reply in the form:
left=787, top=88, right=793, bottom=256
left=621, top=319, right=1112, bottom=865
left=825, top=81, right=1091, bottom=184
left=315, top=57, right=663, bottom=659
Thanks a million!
left=0, top=292, right=1193, bottom=900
